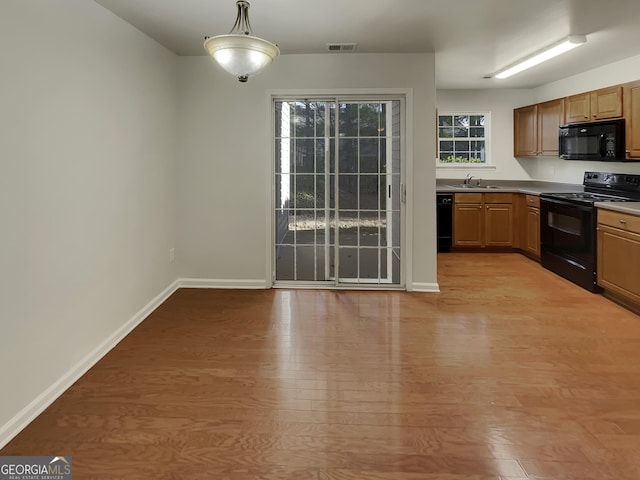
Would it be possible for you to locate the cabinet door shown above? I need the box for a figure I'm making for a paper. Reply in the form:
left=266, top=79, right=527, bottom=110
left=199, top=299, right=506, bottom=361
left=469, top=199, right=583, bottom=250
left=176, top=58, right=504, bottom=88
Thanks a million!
left=513, top=105, right=537, bottom=156
left=526, top=207, right=540, bottom=258
left=597, top=225, right=640, bottom=304
left=454, top=204, right=483, bottom=246
left=591, top=86, right=623, bottom=120
left=485, top=203, right=513, bottom=247
left=624, top=80, right=640, bottom=159
left=565, top=92, right=590, bottom=123
left=537, top=98, right=564, bottom=155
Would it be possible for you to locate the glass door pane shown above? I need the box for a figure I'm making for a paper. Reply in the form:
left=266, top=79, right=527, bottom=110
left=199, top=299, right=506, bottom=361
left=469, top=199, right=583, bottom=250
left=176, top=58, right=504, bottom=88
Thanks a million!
left=274, top=100, right=332, bottom=282
left=274, top=98, right=402, bottom=287
left=336, top=100, right=402, bottom=285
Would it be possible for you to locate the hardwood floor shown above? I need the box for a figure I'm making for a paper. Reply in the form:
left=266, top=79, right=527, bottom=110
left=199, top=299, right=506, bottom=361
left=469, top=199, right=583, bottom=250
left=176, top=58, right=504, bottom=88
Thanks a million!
left=2, top=253, right=640, bottom=479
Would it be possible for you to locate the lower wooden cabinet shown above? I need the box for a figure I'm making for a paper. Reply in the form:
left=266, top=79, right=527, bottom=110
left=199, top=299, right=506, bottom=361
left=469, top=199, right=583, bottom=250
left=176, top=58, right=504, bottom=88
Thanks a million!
left=525, top=207, right=540, bottom=257
left=522, top=194, right=540, bottom=259
left=597, top=209, right=640, bottom=306
left=453, top=198, right=483, bottom=247
left=454, top=193, right=513, bottom=248
left=485, top=203, right=513, bottom=246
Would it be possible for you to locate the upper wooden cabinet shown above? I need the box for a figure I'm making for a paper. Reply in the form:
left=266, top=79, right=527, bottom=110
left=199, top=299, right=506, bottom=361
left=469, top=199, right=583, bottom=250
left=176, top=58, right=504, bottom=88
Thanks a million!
left=565, top=92, right=590, bottom=123
left=593, top=86, right=624, bottom=120
left=514, top=105, right=537, bottom=156
left=537, top=98, right=565, bottom=155
left=514, top=98, right=564, bottom=157
left=565, top=86, right=623, bottom=123
left=624, top=80, right=640, bottom=159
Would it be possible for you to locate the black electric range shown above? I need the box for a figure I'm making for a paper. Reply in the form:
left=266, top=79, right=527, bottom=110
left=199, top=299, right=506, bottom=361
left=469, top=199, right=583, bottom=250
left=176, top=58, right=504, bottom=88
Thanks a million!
left=544, top=191, right=634, bottom=204
left=539, top=172, right=640, bottom=292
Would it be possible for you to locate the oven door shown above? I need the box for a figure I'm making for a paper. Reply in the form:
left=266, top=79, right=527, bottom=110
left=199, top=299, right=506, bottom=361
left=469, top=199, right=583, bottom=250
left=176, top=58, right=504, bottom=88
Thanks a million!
left=540, top=197, right=600, bottom=291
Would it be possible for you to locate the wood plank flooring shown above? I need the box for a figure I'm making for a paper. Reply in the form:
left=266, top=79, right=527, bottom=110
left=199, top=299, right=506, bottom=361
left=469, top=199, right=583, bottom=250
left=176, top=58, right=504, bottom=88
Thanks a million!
left=2, top=253, right=640, bottom=479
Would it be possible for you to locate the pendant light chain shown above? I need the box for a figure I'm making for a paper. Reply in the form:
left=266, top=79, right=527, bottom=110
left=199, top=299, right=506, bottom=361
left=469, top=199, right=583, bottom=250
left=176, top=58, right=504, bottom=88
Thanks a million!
left=230, top=1, right=253, bottom=36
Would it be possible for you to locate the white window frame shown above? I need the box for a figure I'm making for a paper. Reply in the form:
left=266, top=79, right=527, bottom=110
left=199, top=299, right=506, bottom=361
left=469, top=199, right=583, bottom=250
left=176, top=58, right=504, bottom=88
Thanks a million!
left=436, top=112, right=492, bottom=169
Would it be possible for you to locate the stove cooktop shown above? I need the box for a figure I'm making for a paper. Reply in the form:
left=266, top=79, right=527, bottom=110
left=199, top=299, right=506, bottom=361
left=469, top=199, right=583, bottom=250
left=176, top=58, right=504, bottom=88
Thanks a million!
left=542, top=171, right=640, bottom=205
left=544, top=192, right=631, bottom=204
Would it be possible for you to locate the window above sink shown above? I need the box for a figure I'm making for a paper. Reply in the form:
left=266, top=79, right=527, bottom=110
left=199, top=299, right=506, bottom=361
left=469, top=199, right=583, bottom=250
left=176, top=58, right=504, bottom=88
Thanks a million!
left=437, top=112, right=492, bottom=168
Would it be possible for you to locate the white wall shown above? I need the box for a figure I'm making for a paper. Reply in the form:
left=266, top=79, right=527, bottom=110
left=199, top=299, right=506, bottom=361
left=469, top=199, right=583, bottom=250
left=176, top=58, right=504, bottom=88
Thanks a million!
left=436, top=89, right=534, bottom=180
left=0, top=0, right=178, bottom=441
left=527, top=53, right=640, bottom=183
left=175, top=53, right=437, bottom=288
left=534, top=53, right=640, bottom=102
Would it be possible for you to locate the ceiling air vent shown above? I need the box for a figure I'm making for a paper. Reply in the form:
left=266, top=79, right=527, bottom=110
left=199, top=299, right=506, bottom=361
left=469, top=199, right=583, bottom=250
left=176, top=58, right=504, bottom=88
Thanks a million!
left=327, top=43, right=357, bottom=53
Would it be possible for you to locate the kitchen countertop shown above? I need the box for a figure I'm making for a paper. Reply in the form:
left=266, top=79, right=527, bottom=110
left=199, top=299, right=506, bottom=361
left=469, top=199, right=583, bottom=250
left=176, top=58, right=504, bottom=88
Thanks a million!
left=436, top=179, right=584, bottom=196
left=595, top=202, right=640, bottom=215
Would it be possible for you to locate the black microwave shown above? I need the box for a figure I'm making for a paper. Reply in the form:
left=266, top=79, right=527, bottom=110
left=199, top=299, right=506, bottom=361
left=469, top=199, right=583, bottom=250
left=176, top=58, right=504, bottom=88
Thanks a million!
left=559, top=119, right=625, bottom=161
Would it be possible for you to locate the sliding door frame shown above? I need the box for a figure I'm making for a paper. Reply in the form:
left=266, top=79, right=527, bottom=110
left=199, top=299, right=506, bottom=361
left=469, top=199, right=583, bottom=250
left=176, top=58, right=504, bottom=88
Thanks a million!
left=265, top=89, right=414, bottom=290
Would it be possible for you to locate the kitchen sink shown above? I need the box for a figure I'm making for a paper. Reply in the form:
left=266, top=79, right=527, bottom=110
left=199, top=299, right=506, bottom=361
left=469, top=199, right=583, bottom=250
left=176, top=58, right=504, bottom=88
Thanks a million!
left=446, top=184, right=502, bottom=189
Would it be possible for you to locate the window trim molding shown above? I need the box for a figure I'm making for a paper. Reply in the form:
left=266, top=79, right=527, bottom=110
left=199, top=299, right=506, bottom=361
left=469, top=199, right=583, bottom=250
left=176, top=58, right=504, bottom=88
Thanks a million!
left=436, top=111, right=491, bottom=168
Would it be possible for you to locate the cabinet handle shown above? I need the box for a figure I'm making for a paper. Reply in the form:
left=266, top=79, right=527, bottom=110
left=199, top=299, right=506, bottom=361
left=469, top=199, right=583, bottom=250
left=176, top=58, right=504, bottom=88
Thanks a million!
left=592, top=114, right=596, bottom=117
left=620, top=219, right=627, bottom=224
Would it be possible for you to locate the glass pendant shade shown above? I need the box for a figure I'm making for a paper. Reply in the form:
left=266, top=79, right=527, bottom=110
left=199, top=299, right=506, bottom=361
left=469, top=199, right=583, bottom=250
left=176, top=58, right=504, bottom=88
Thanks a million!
left=204, top=1, right=280, bottom=82
left=204, top=34, right=279, bottom=82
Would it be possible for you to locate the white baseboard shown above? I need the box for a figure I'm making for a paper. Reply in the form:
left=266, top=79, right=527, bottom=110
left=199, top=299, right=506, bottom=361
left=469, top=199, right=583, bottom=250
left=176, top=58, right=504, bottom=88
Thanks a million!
left=0, top=279, right=180, bottom=450
left=410, top=282, right=440, bottom=292
left=178, top=278, right=267, bottom=289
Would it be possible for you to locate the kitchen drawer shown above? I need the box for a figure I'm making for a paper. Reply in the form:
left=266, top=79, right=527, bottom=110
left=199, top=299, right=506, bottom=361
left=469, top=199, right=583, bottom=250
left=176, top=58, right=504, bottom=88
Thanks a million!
left=455, top=193, right=482, bottom=204
left=525, top=194, right=540, bottom=208
left=598, top=209, right=640, bottom=233
left=484, top=193, right=513, bottom=203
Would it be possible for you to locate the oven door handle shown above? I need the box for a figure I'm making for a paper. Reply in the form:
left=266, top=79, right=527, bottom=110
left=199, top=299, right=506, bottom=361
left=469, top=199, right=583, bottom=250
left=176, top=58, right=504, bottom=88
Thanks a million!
left=540, top=198, right=594, bottom=214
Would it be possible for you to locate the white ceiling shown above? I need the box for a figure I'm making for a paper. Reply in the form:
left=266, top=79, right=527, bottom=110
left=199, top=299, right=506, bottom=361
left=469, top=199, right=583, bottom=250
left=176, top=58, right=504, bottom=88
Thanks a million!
left=93, top=0, right=640, bottom=89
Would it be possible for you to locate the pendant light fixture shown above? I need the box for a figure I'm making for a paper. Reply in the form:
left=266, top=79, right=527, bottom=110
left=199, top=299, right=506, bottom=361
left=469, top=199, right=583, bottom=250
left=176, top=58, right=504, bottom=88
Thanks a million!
left=203, top=1, right=280, bottom=83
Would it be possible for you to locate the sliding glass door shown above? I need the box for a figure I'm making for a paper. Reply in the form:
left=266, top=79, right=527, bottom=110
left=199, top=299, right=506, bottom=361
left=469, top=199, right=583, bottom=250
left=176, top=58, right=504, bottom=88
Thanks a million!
left=274, top=97, right=403, bottom=287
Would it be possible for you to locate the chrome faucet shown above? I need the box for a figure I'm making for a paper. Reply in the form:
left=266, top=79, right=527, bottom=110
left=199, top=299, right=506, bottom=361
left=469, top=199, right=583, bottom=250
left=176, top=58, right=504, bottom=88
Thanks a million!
left=464, top=173, right=475, bottom=185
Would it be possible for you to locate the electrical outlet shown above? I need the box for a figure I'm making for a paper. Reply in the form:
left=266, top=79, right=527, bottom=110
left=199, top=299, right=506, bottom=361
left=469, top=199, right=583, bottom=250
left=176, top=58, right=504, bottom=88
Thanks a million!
left=169, top=248, right=175, bottom=263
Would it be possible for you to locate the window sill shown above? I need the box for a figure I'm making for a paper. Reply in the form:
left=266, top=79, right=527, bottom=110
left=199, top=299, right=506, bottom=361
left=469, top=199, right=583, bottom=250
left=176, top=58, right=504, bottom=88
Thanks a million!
left=436, top=164, right=496, bottom=170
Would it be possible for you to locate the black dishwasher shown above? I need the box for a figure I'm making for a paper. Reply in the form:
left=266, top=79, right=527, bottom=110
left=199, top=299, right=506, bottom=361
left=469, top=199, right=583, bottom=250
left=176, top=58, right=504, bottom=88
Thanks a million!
left=437, top=193, right=453, bottom=252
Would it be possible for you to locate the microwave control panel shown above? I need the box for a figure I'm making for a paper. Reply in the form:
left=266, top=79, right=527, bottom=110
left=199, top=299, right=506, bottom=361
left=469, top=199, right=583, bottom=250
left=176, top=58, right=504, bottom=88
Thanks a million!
left=605, top=133, right=616, bottom=157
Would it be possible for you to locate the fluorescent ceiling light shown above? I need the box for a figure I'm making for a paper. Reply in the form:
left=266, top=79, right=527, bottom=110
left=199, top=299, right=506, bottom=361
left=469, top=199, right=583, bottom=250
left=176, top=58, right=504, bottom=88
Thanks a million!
left=494, top=35, right=587, bottom=79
